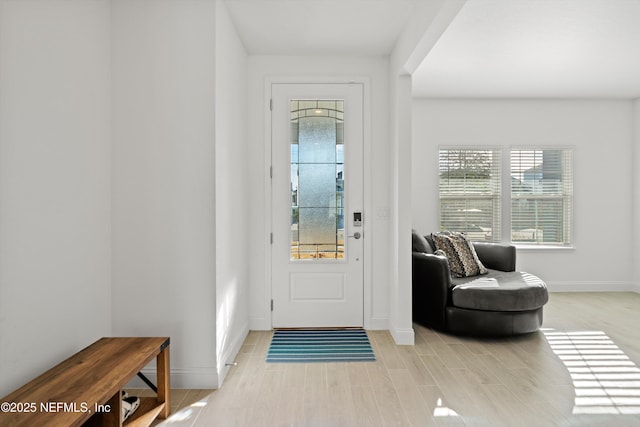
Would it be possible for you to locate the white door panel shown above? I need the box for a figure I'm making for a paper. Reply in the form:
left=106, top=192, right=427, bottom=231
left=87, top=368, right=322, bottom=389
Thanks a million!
left=271, top=83, right=364, bottom=328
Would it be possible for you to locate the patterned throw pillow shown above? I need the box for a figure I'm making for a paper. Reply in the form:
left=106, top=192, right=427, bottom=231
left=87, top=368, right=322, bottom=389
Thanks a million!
left=459, top=232, right=488, bottom=276
left=431, top=233, right=466, bottom=277
left=432, top=232, right=488, bottom=278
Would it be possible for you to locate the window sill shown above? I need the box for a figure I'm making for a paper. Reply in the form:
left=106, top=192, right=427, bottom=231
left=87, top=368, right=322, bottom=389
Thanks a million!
left=515, top=244, right=575, bottom=251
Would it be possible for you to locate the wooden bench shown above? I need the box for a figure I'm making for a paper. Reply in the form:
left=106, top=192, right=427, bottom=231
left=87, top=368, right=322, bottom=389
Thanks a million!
left=0, top=337, right=170, bottom=427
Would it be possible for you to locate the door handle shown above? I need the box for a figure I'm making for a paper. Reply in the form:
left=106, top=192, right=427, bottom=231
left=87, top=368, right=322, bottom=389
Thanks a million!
left=347, top=232, right=362, bottom=239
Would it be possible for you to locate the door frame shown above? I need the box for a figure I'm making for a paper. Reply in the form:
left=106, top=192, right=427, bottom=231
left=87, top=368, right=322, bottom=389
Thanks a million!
left=264, top=76, right=373, bottom=329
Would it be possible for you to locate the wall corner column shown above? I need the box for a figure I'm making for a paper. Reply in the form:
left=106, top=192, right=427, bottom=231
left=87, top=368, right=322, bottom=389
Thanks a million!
left=388, top=73, right=415, bottom=345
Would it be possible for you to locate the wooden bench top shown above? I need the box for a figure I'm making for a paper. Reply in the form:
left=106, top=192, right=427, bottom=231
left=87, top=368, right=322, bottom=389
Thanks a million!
left=0, top=337, right=170, bottom=427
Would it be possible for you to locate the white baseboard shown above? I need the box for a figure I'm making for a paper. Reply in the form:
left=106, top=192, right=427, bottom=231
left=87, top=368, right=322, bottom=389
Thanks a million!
left=249, top=316, right=270, bottom=331
left=170, top=368, right=219, bottom=389
left=217, top=321, right=250, bottom=387
left=367, top=316, right=389, bottom=330
left=126, top=367, right=218, bottom=390
left=547, top=281, right=635, bottom=292
left=389, top=324, right=415, bottom=345
left=125, top=323, right=249, bottom=391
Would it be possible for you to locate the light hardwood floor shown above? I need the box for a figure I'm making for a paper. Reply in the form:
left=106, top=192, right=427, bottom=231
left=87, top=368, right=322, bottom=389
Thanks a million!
left=144, top=292, right=640, bottom=426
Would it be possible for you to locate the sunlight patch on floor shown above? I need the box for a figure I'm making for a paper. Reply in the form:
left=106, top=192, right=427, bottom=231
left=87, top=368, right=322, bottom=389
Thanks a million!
left=543, top=329, right=640, bottom=415
left=433, top=397, right=460, bottom=417
left=161, top=399, right=208, bottom=425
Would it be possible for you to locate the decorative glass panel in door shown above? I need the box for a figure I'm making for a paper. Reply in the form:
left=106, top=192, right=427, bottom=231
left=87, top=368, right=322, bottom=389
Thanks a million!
left=290, top=100, right=344, bottom=260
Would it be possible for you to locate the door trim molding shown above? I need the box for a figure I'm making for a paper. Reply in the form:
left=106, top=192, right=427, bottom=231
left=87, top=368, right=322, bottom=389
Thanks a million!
left=264, top=76, right=373, bottom=329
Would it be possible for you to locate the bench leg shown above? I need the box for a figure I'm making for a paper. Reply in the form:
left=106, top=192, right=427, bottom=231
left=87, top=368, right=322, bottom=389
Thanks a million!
left=157, top=346, right=170, bottom=419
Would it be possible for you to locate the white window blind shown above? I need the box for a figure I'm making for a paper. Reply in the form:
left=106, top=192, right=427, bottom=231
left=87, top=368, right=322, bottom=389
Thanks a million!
left=510, top=148, right=573, bottom=245
left=438, top=148, right=501, bottom=242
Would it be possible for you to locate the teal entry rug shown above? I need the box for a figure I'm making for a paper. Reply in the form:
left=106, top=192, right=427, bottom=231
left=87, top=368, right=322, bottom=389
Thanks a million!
left=266, top=329, right=376, bottom=363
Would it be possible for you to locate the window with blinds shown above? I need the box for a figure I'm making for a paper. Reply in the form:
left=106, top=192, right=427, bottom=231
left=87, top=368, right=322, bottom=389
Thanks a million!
left=510, top=148, right=573, bottom=245
left=438, top=148, right=501, bottom=242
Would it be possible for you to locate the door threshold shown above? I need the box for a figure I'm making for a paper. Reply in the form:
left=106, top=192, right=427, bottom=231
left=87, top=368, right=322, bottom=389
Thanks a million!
left=274, top=326, right=365, bottom=331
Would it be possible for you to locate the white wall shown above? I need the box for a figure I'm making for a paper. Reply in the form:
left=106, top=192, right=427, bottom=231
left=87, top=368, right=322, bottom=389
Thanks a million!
left=0, top=0, right=112, bottom=396
left=413, top=99, right=635, bottom=291
left=111, top=0, right=219, bottom=388
left=387, top=0, right=461, bottom=344
left=633, top=99, right=640, bottom=292
left=387, top=74, right=415, bottom=344
left=246, top=56, right=391, bottom=331
left=214, top=0, right=249, bottom=384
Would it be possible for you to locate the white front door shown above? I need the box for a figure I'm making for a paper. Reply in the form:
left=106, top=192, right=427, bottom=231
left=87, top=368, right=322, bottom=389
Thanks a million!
left=271, top=83, right=364, bottom=328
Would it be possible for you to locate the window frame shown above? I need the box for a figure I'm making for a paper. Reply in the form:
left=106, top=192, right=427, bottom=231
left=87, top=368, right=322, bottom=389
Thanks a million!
left=437, top=146, right=503, bottom=243
left=509, top=146, right=574, bottom=248
left=437, top=145, right=575, bottom=249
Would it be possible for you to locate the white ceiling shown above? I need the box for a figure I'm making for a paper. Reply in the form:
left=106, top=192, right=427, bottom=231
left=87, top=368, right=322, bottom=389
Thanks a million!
left=414, top=0, right=640, bottom=98
left=224, top=0, right=421, bottom=56
left=224, top=0, right=640, bottom=99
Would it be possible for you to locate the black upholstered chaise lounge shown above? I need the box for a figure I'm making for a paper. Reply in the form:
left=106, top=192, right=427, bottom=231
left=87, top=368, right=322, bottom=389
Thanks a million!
left=412, top=230, right=548, bottom=336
